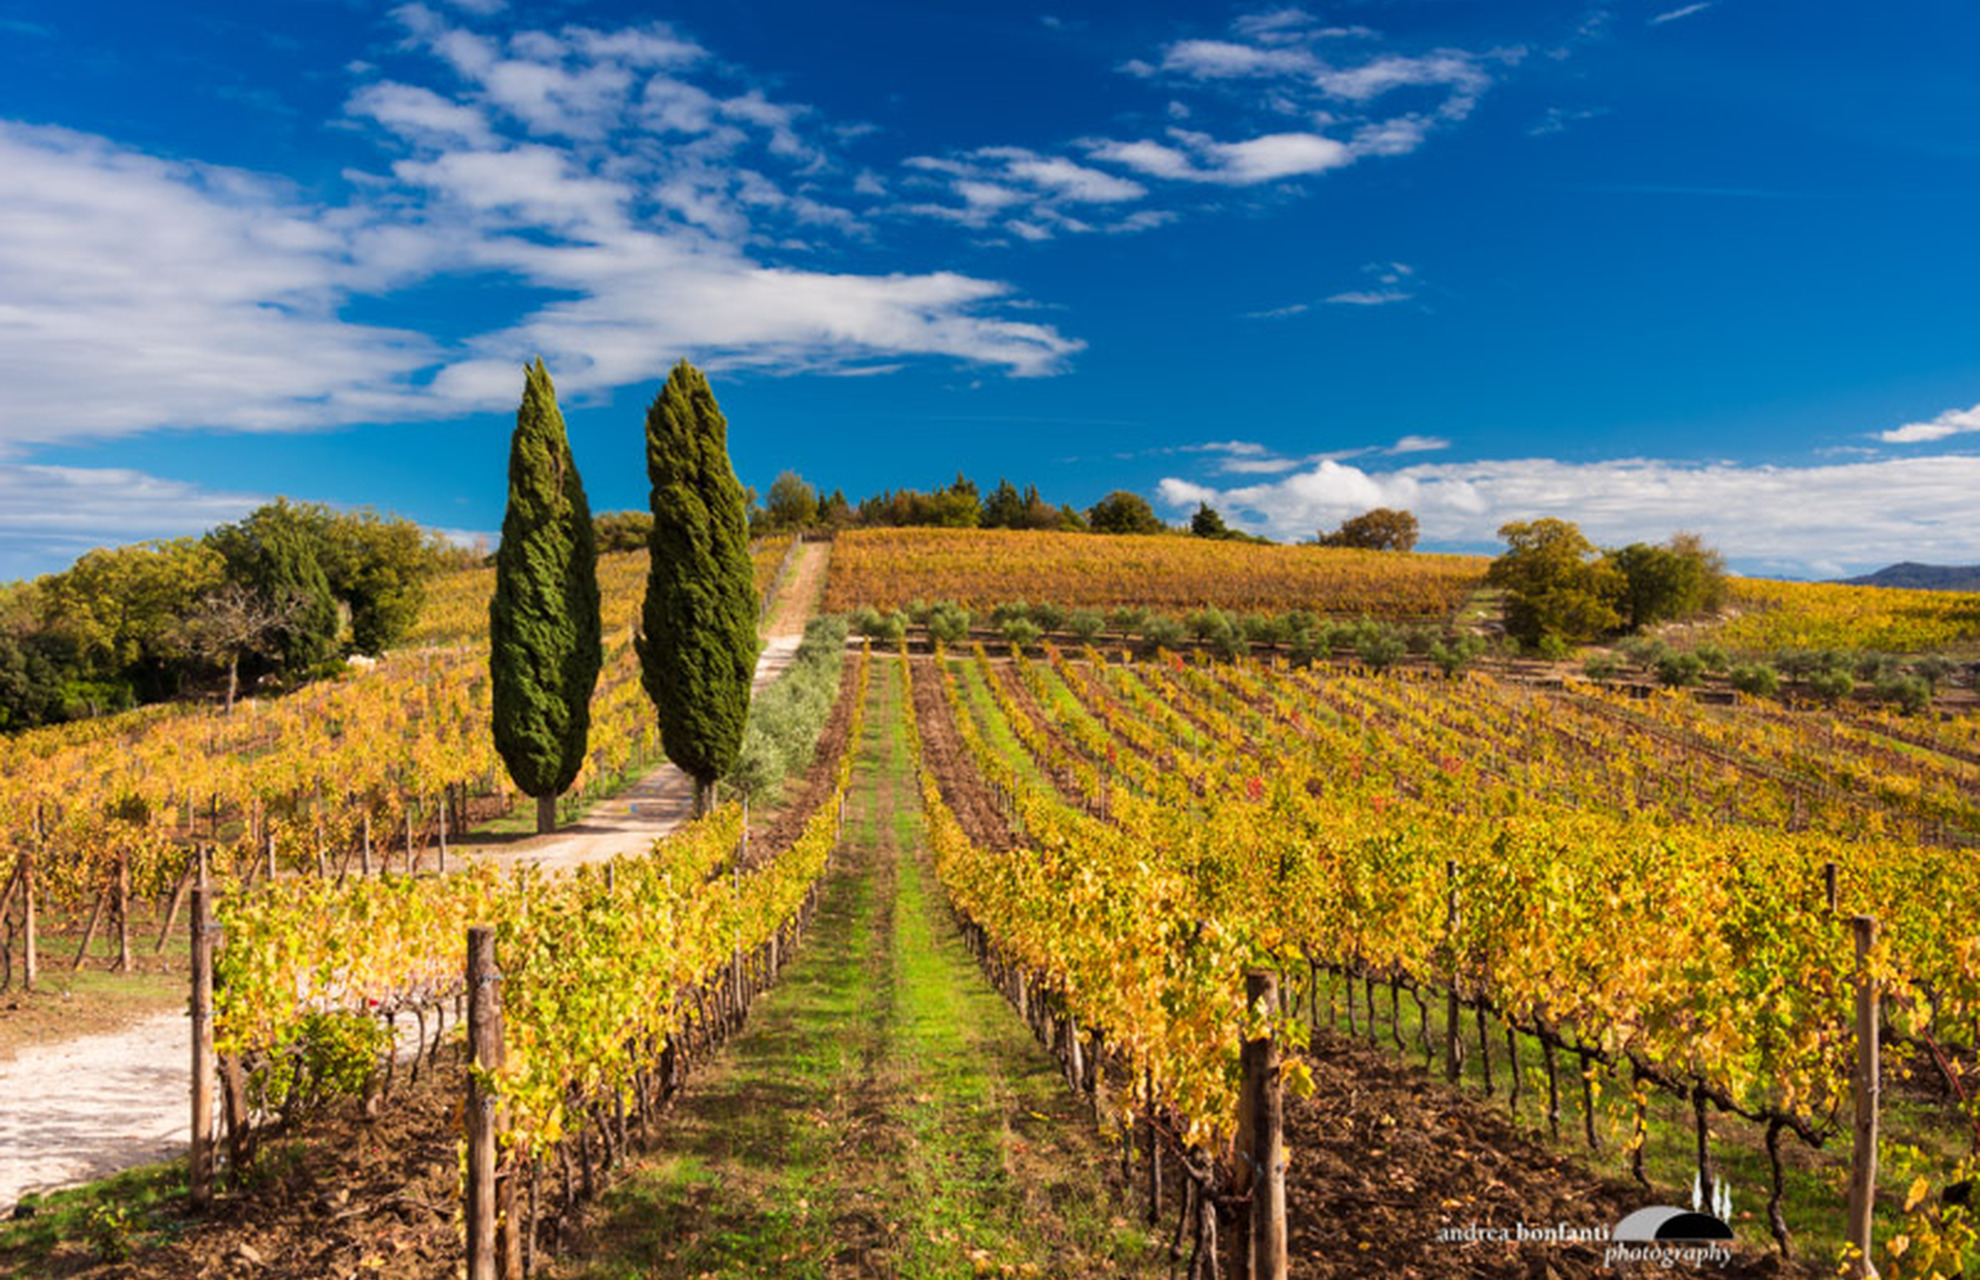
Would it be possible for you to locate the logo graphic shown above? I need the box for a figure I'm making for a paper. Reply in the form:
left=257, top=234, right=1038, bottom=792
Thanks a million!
left=1611, top=1206, right=1735, bottom=1242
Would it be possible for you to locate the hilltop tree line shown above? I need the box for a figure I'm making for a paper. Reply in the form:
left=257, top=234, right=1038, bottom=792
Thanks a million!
left=595, top=467, right=1424, bottom=550
left=0, top=502, right=468, bottom=730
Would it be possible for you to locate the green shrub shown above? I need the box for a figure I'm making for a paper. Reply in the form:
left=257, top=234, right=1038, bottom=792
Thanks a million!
left=1654, top=652, right=1705, bottom=687
left=1694, top=643, right=1730, bottom=673
left=1000, top=618, right=1041, bottom=649
left=1108, top=606, right=1149, bottom=638
left=1067, top=609, right=1105, bottom=644
left=1536, top=633, right=1572, bottom=662
left=1029, top=602, right=1068, bottom=633
left=1582, top=654, right=1625, bottom=682
left=1142, top=616, right=1188, bottom=648
left=1808, top=668, right=1854, bottom=704
left=1855, top=651, right=1900, bottom=683
left=1429, top=633, right=1487, bottom=677
left=1875, top=673, right=1932, bottom=714
left=927, top=603, right=971, bottom=644
left=1729, top=663, right=1780, bottom=697
left=1186, top=607, right=1231, bottom=642
left=1909, top=655, right=1959, bottom=690
left=1618, top=635, right=1668, bottom=671
left=1355, top=628, right=1406, bottom=672
left=727, top=615, right=850, bottom=799
left=1241, top=613, right=1289, bottom=645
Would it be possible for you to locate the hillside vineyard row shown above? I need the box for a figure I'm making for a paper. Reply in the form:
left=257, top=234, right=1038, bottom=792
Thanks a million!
left=906, top=639, right=1977, bottom=1254
left=0, top=543, right=792, bottom=906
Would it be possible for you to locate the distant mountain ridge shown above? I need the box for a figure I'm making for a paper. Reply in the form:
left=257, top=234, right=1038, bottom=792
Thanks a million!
left=1839, top=562, right=1980, bottom=592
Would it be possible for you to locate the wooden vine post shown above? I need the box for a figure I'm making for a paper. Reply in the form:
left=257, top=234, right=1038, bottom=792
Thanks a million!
left=1443, top=859, right=1462, bottom=1083
left=20, top=852, right=36, bottom=992
left=189, top=887, right=217, bottom=1208
left=1845, top=914, right=1879, bottom=1279
left=466, top=926, right=517, bottom=1280
left=1235, top=969, right=1287, bottom=1280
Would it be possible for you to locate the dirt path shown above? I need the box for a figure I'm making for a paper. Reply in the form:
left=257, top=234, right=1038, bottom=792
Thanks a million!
left=0, top=1011, right=187, bottom=1213
left=0, top=541, right=832, bottom=1214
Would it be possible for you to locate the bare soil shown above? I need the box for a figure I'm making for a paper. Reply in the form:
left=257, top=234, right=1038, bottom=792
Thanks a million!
left=906, top=656, right=1013, bottom=851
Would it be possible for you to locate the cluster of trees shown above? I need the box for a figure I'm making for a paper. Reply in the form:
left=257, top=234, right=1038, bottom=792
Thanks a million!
left=1487, top=519, right=1728, bottom=652
left=741, top=471, right=1438, bottom=556
left=0, top=501, right=463, bottom=730
left=491, top=359, right=758, bottom=831
left=1317, top=507, right=1418, bottom=551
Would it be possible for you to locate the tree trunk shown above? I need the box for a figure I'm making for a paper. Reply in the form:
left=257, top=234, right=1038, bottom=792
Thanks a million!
left=225, top=654, right=239, bottom=714
left=693, top=777, right=715, bottom=818
left=536, top=793, right=557, bottom=835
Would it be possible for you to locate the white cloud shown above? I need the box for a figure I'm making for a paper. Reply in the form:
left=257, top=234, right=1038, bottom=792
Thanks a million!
left=1389, top=434, right=1448, bottom=453
left=0, top=15, right=1092, bottom=454
left=1649, top=3, right=1714, bottom=25
left=987, top=150, right=1146, bottom=202
left=1317, top=52, right=1491, bottom=108
left=1156, top=454, right=1980, bottom=574
left=348, top=81, right=497, bottom=147
left=896, top=146, right=1151, bottom=238
left=0, top=465, right=268, bottom=579
left=436, top=0, right=506, bottom=14
left=0, top=122, right=444, bottom=448
left=1528, top=104, right=1609, bottom=137
left=1326, top=288, right=1410, bottom=305
left=1242, top=302, right=1311, bottom=319
left=1877, top=402, right=1980, bottom=444
left=1155, top=39, right=1317, bottom=78
left=1089, top=129, right=1350, bottom=185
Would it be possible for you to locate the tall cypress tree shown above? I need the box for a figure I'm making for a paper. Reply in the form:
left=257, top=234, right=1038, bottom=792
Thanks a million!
left=636, top=360, right=758, bottom=815
left=490, top=359, right=601, bottom=834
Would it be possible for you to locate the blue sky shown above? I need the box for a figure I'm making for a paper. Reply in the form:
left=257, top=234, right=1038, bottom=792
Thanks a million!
left=2, top=0, right=1977, bottom=579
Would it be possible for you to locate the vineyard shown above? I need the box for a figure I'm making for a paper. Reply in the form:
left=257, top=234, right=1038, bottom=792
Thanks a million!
left=902, top=640, right=1980, bottom=1276
left=1715, top=578, right=1980, bottom=655
left=3, top=534, right=1979, bottom=1280
left=824, top=527, right=1489, bottom=619
left=0, top=542, right=796, bottom=936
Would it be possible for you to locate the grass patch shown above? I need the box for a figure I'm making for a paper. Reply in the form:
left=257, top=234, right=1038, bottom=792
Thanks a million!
left=0, top=1161, right=191, bottom=1271
left=557, top=658, right=1159, bottom=1279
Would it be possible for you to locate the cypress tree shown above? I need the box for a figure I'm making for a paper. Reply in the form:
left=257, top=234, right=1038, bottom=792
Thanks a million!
left=636, top=360, right=759, bottom=815
left=490, top=359, right=601, bottom=834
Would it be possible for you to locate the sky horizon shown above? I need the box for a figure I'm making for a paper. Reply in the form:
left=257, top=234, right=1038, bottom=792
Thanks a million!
left=2, top=0, right=1978, bottom=581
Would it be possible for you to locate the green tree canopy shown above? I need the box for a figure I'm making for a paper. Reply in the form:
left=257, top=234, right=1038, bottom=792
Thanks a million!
left=1487, top=518, right=1624, bottom=648
left=1606, top=535, right=1727, bottom=631
left=1190, top=503, right=1231, bottom=538
left=1318, top=507, right=1419, bottom=551
left=593, top=510, right=654, bottom=554
left=489, top=359, right=602, bottom=833
left=637, top=360, right=759, bottom=814
left=765, top=470, right=819, bottom=530
left=39, top=538, right=223, bottom=679
left=1087, top=490, right=1164, bottom=535
left=206, top=501, right=342, bottom=678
